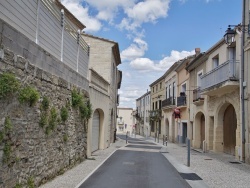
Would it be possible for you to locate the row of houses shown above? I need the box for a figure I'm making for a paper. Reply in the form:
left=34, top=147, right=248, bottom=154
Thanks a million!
left=136, top=2, right=250, bottom=163
left=0, top=0, right=122, bottom=157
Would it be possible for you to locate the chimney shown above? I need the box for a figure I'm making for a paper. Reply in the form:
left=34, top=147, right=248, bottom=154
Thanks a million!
left=195, top=48, right=200, bottom=56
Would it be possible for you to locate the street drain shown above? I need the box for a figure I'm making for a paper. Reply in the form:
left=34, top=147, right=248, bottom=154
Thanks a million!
left=160, top=151, right=169, bottom=153
left=204, top=158, right=212, bottom=160
left=229, top=161, right=241, bottom=164
left=179, top=173, right=203, bottom=181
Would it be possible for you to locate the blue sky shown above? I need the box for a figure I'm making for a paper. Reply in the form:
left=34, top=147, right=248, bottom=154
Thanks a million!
left=62, top=0, right=242, bottom=108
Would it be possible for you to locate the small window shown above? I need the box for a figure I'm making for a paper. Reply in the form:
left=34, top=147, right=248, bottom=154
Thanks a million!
left=213, top=55, right=219, bottom=68
left=160, top=82, right=162, bottom=89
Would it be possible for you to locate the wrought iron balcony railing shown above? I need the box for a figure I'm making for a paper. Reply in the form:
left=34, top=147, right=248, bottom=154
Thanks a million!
left=162, top=97, right=175, bottom=108
left=177, top=96, right=186, bottom=107
left=200, top=60, right=239, bottom=91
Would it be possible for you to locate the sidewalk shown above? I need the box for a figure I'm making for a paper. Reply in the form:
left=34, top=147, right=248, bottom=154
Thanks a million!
left=40, top=134, right=250, bottom=188
left=140, top=135, right=250, bottom=188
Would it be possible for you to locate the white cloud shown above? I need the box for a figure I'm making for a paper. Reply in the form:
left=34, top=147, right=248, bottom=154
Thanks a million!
left=158, top=50, right=195, bottom=69
left=130, top=50, right=195, bottom=72
left=61, top=0, right=102, bottom=32
left=121, top=38, right=148, bottom=61
left=120, top=0, right=170, bottom=32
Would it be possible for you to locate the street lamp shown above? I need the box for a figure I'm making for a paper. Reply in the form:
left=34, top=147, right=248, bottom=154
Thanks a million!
left=224, top=24, right=250, bottom=45
left=224, top=24, right=248, bottom=162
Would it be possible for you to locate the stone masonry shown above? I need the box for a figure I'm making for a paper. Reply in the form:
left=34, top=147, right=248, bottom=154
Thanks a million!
left=0, top=24, right=89, bottom=188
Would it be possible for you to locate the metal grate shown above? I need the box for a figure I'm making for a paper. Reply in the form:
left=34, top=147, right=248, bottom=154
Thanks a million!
left=179, top=173, right=203, bottom=181
left=229, top=161, right=241, bottom=164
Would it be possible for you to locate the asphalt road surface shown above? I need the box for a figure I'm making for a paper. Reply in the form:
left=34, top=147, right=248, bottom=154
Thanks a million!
left=79, top=135, right=191, bottom=188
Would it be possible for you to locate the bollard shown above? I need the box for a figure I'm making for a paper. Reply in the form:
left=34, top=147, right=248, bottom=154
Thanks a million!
left=163, top=135, right=165, bottom=145
left=166, top=135, right=168, bottom=146
left=126, top=132, right=128, bottom=144
left=187, top=138, right=190, bottom=167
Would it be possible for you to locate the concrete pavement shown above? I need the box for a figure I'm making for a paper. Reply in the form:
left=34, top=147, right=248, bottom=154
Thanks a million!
left=39, top=133, right=250, bottom=188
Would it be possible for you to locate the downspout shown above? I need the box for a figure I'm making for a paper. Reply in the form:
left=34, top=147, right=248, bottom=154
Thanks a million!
left=241, top=0, right=246, bottom=163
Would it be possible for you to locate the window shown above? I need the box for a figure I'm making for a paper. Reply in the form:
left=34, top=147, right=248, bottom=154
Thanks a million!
left=155, top=101, right=158, bottom=109
left=213, top=55, right=219, bottom=68
left=166, top=86, right=168, bottom=98
left=159, top=100, right=162, bottom=109
left=173, top=82, right=175, bottom=99
left=169, top=84, right=171, bottom=97
left=156, top=85, right=158, bottom=92
left=197, top=71, right=203, bottom=87
left=153, top=87, right=154, bottom=93
left=160, top=82, right=162, bottom=89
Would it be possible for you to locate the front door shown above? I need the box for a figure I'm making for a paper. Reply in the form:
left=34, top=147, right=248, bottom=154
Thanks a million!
left=182, top=123, right=187, bottom=143
left=200, top=114, right=205, bottom=149
left=92, top=110, right=100, bottom=152
left=223, top=104, right=236, bottom=155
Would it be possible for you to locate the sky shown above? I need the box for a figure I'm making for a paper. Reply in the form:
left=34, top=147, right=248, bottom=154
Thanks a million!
left=61, top=0, right=242, bottom=109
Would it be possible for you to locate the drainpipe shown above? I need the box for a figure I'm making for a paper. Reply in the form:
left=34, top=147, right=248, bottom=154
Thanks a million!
left=240, top=0, right=246, bottom=163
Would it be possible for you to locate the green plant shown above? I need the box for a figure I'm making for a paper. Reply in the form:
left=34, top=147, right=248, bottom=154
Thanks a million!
left=0, top=72, right=20, bottom=99
left=27, top=176, right=35, bottom=188
left=3, top=142, right=11, bottom=163
left=4, top=116, right=12, bottom=133
left=86, top=100, right=93, bottom=120
left=14, top=183, right=22, bottom=188
left=63, top=134, right=68, bottom=142
left=18, top=86, right=40, bottom=107
left=71, top=89, right=83, bottom=107
left=79, top=103, right=88, bottom=120
left=48, top=107, right=57, bottom=130
left=60, top=106, right=69, bottom=122
left=0, top=131, right=3, bottom=143
left=41, top=96, right=50, bottom=111
left=45, top=126, right=51, bottom=135
left=39, top=113, right=47, bottom=128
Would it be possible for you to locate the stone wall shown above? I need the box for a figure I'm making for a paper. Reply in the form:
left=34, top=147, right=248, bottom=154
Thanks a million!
left=0, top=49, right=88, bottom=187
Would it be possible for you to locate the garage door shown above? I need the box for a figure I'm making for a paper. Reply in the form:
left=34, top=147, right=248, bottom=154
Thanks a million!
left=92, top=110, right=100, bottom=152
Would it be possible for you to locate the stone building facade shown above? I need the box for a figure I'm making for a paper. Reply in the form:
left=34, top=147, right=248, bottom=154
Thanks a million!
left=136, top=91, right=151, bottom=137
left=82, top=34, right=122, bottom=155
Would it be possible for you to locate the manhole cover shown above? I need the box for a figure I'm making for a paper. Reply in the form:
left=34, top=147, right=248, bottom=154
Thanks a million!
left=179, top=173, right=203, bottom=181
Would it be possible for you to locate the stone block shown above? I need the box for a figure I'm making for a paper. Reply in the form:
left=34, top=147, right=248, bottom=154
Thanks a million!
left=42, top=71, right=53, bottom=83
left=3, top=23, right=18, bottom=43
left=35, top=67, right=42, bottom=80
left=16, top=56, right=27, bottom=70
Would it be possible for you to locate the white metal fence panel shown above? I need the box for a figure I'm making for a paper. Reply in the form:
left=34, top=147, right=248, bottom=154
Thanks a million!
left=78, top=45, right=89, bottom=78
left=39, top=1, right=61, bottom=60
left=63, top=31, right=78, bottom=70
left=0, top=0, right=37, bottom=41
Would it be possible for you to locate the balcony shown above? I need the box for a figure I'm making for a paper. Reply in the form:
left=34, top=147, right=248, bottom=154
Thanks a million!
left=162, top=97, right=176, bottom=109
left=193, top=87, right=204, bottom=106
left=177, top=96, right=186, bottom=108
left=200, top=60, right=239, bottom=96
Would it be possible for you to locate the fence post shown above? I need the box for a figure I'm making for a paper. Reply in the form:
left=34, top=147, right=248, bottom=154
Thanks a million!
left=60, top=9, right=65, bottom=62
left=76, top=29, right=80, bottom=73
left=35, top=0, right=41, bottom=44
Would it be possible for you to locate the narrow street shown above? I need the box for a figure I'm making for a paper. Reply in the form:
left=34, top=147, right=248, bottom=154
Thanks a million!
left=78, top=135, right=191, bottom=188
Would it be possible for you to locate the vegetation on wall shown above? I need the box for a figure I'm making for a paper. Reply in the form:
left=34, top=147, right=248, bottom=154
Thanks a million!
left=60, top=106, right=69, bottom=123
left=71, top=89, right=92, bottom=121
left=0, top=72, right=20, bottom=99
left=18, top=86, right=40, bottom=107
